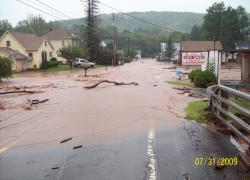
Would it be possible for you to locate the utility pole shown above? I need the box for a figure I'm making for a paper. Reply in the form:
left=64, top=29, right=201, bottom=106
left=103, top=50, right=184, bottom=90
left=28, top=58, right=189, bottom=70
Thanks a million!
left=112, top=13, right=116, bottom=66
left=127, top=38, right=130, bottom=57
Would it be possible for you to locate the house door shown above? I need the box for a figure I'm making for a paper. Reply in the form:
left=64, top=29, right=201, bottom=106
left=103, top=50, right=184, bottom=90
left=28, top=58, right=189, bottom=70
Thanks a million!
left=42, top=51, right=47, bottom=61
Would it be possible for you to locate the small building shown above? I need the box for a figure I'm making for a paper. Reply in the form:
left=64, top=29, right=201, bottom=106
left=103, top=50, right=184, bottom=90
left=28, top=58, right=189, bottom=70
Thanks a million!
left=0, top=31, right=53, bottom=71
left=135, top=50, right=142, bottom=59
left=173, top=43, right=181, bottom=60
left=0, top=47, right=27, bottom=72
left=236, top=41, right=250, bottom=50
left=46, top=29, right=79, bottom=63
left=160, top=43, right=167, bottom=52
left=218, top=49, right=250, bottom=83
left=180, top=41, right=223, bottom=72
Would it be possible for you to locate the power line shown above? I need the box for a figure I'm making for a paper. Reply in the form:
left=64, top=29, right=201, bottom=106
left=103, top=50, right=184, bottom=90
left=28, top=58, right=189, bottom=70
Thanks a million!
left=16, top=0, right=76, bottom=26
left=33, top=0, right=73, bottom=19
left=98, top=1, right=182, bottom=33
left=18, top=0, right=106, bottom=33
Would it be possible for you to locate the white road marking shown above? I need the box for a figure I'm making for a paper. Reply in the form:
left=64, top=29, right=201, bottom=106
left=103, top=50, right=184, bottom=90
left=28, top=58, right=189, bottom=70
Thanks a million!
left=147, top=129, right=157, bottom=180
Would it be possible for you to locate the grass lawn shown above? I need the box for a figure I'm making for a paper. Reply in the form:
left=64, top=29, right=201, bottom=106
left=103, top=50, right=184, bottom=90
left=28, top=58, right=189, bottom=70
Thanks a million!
left=232, top=98, right=250, bottom=110
left=229, top=97, right=250, bottom=115
left=185, top=100, right=208, bottom=123
left=166, top=80, right=193, bottom=87
left=45, top=64, right=76, bottom=72
left=45, top=64, right=104, bottom=72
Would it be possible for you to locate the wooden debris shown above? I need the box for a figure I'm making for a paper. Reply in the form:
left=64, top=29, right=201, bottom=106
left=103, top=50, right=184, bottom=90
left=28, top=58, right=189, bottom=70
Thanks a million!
left=51, top=167, right=60, bottom=170
left=23, top=102, right=32, bottom=110
left=31, top=99, right=49, bottom=104
left=73, top=145, right=83, bottom=149
left=60, top=137, right=72, bottom=144
left=23, top=99, right=49, bottom=110
left=84, top=80, right=138, bottom=89
left=173, top=86, right=192, bottom=91
left=0, top=102, right=5, bottom=110
left=0, top=90, right=38, bottom=95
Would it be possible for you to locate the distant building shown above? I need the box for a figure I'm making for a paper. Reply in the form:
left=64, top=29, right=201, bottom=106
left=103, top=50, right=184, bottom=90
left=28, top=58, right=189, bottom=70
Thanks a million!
left=160, top=43, right=167, bottom=52
left=0, top=31, right=53, bottom=71
left=46, top=29, right=79, bottom=63
left=135, top=50, right=142, bottom=59
left=180, top=41, right=223, bottom=71
left=236, top=41, right=250, bottom=49
left=173, top=43, right=181, bottom=60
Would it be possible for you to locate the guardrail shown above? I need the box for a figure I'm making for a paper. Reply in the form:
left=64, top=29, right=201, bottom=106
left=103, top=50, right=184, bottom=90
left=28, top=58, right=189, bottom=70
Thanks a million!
left=207, top=85, right=250, bottom=146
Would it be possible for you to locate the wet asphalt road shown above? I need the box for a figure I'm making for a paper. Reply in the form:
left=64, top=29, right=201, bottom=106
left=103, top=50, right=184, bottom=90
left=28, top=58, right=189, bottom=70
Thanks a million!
left=0, top=60, right=249, bottom=180
left=0, top=121, right=247, bottom=180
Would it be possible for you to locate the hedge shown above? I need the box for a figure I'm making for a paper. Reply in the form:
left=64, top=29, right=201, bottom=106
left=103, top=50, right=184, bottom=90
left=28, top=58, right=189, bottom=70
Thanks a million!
left=189, top=69, right=216, bottom=88
left=0, top=56, right=12, bottom=80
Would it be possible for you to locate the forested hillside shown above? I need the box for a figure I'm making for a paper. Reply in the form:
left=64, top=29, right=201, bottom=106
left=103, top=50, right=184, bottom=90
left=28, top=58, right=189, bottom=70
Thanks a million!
left=57, top=11, right=205, bottom=32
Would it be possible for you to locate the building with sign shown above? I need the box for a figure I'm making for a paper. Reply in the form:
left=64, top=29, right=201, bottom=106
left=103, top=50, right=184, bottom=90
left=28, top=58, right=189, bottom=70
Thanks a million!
left=180, top=41, right=223, bottom=71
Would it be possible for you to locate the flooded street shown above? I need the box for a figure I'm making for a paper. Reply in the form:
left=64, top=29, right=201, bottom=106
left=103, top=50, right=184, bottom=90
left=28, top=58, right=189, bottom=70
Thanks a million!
left=0, top=59, right=189, bottom=148
left=0, top=59, right=247, bottom=179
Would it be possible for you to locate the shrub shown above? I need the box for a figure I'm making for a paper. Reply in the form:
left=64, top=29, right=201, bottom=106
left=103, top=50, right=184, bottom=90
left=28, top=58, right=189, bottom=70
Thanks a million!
left=48, top=58, right=59, bottom=68
left=50, top=57, right=57, bottom=62
left=0, top=56, right=12, bottom=80
left=188, top=69, right=202, bottom=82
left=40, top=59, right=48, bottom=69
left=193, top=70, right=216, bottom=88
left=193, top=71, right=207, bottom=88
left=98, top=48, right=119, bottom=65
left=203, top=70, right=216, bottom=85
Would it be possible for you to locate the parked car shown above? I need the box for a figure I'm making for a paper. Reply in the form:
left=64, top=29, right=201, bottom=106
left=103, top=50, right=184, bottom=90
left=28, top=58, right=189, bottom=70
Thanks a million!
left=73, top=58, right=95, bottom=68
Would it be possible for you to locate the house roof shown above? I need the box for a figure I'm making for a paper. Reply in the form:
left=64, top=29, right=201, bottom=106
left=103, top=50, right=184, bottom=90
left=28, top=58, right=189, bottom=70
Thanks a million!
left=181, top=41, right=223, bottom=51
left=0, top=47, right=27, bottom=60
left=46, top=29, right=77, bottom=40
left=9, top=31, right=46, bottom=51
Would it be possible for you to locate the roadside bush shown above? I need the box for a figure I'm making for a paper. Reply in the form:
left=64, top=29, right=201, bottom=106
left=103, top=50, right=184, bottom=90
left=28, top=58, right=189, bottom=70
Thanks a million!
left=193, top=70, right=216, bottom=88
left=188, top=69, right=202, bottom=82
left=40, top=59, right=48, bottom=69
left=193, top=71, right=207, bottom=88
left=48, top=58, right=59, bottom=68
left=203, top=70, right=216, bottom=86
left=0, top=56, right=12, bottom=80
left=50, top=57, right=57, bottom=62
left=98, top=48, right=119, bottom=65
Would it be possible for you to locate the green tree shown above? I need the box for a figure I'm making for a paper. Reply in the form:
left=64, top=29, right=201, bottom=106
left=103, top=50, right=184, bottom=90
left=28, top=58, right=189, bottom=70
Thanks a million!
left=59, top=46, right=85, bottom=69
left=0, top=56, right=12, bottom=81
left=0, top=20, right=12, bottom=36
left=190, top=25, right=203, bottom=40
left=15, top=15, right=59, bottom=36
left=165, top=37, right=176, bottom=60
left=203, top=2, right=250, bottom=48
left=84, top=0, right=101, bottom=63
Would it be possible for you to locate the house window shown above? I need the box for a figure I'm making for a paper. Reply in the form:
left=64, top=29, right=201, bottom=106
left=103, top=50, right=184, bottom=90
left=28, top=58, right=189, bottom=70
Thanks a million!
left=49, top=51, right=52, bottom=57
left=6, top=41, right=10, bottom=47
left=45, top=41, right=47, bottom=46
left=62, top=40, right=65, bottom=46
left=28, top=53, right=33, bottom=60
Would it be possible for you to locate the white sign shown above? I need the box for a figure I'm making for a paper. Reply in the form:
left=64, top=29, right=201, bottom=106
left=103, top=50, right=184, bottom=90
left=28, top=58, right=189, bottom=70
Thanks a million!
left=182, top=52, right=208, bottom=65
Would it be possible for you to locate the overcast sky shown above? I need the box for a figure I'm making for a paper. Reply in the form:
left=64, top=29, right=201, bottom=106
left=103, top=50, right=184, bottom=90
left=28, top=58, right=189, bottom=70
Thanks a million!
left=1, top=0, right=249, bottom=26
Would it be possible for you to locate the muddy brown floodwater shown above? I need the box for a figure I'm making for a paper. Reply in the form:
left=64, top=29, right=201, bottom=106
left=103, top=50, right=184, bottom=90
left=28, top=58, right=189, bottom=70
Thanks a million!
left=0, top=59, right=196, bottom=151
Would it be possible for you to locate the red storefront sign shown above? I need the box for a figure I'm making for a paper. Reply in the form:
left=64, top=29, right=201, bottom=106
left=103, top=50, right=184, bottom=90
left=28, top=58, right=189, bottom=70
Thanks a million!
left=182, top=52, right=208, bottom=65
